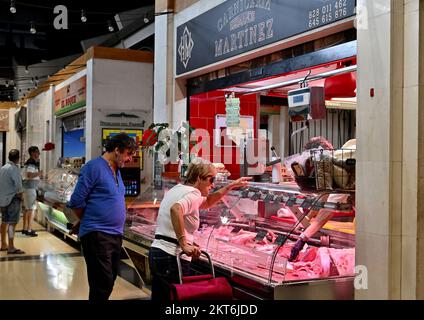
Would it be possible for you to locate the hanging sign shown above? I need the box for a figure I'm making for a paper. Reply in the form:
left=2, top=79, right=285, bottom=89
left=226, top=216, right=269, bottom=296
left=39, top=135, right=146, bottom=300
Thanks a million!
left=54, top=76, right=87, bottom=116
left=176, top=0, right=356, bottom=75
left=225, top=93, right=241, bottom=127
left=0, top=110, right=9, bottom=131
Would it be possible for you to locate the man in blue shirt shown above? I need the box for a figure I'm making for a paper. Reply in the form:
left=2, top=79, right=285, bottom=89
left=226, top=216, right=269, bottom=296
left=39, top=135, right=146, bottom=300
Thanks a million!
left=0, top=149, right=24, bottom=254
left=68, top=133, right=137, bottom=300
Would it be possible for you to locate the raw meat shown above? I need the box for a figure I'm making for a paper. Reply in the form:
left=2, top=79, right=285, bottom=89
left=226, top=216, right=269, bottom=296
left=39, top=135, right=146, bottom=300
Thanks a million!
left=327, top=248, right=355, bottom=276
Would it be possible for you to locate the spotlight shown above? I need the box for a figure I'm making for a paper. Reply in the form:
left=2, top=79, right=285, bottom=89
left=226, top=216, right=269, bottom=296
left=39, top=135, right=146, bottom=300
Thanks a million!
left=108, top=20, right=114, bottom=32
left=25, top=66, right=29, bottom=74
left=81, top=10, right=87, bottom=23
left=5, top=81, right=9, bottom=88
left=10, top=0, right=16, bottom=14
left=30, top=22, right=36, bottom=34
left=144, top=13, right=149, bottom=24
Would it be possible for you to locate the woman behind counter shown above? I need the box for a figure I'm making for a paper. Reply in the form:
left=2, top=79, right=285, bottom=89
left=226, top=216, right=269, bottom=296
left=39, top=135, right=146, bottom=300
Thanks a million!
left=149, top=158, right=251, bottom=301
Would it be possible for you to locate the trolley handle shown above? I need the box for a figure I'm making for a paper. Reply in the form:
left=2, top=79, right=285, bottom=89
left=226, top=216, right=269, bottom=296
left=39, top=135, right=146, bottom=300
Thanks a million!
left=177, top=250, right=215, bottom=284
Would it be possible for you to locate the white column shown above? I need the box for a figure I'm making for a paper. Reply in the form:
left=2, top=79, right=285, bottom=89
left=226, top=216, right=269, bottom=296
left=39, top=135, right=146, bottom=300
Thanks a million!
left=356, top=0, right=424, bottom=299
left=279, top=107, right=289, bottom=157
left=154, top=14, right=173, bottom=125
left=267, top=115, right=280, bottom=156
left=85, top=59, right=94, bottom=161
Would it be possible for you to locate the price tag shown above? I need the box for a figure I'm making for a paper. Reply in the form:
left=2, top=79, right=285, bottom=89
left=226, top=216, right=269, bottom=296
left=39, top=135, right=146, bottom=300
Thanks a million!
left=254, top=230, right=267, bottom=242
left=286, top=197, right=297, bottom=207
left=275, top=234, right=287, bottom=246
left=251, top=192, right=261, bottom=201
left=240, top=190, right=250, bottom=198
left=346, top=158, right=356, bottom=166
left=311, top=201, right=325, bottom=211
left=264, top=194, right=275, bottom=203
left=301, top=198, right=313, bottom=209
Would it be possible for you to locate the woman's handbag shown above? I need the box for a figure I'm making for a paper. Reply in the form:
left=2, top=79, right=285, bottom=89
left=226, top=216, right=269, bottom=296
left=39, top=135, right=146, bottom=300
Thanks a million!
left=169, top=251, right=233, bottom=300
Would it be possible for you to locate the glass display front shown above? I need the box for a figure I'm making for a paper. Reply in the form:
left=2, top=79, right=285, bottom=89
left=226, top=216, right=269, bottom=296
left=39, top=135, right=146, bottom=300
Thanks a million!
left=124, top=180, right=355, bottom=286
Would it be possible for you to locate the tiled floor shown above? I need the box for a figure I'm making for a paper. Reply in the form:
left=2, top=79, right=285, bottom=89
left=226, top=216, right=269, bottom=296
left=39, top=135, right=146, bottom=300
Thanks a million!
left=0, top=219, right=150, bottom=300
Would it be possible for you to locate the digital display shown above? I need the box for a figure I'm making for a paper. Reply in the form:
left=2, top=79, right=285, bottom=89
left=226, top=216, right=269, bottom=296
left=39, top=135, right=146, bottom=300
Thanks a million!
left=293, top=95, right=304, bottom=104
left=63, top=128, right=85, bottom=158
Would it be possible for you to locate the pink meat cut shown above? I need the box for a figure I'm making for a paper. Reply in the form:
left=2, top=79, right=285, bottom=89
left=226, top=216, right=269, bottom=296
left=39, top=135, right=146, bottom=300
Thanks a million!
left=290, top=247, right=355, bottom=279
left=231, top=231, right=257, bottom=245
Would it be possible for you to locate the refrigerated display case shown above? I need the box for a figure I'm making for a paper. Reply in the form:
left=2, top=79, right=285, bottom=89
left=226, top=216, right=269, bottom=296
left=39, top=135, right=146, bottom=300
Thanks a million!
left=124, top=180, right=355, bottom=299
left=37, top=168, right=79, bottom=238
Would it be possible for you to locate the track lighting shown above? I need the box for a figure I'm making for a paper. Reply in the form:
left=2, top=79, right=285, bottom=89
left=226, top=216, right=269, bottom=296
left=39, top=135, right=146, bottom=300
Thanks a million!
left=108, top=20, right=114, bottom=32
left=30, top=22, right=36, bottom=34
left=81, top=10, right=87, bottom=23
left=10, top=0, right=16, bottom=14
left=144, top=13, right=149, bottom=24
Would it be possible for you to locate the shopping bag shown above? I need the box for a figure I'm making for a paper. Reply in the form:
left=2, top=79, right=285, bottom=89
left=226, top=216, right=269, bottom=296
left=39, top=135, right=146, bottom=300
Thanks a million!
left=169, top=251, right=233, bottom=300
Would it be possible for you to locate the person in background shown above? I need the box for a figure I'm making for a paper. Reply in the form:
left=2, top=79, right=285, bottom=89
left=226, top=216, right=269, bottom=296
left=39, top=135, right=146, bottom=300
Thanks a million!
left=67, top=133, right=137, bottom=300
left=289, top=136, right=352, bottom=261
left=0, top=149, right=25, bottom=254
left=149, top=158, right=251, bottom=301
left=22, top=146, right=42, bottom=237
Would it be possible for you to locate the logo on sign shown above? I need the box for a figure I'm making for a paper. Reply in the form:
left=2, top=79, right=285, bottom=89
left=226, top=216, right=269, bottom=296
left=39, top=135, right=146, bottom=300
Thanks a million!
left=178, top=26, right=194, bottom=69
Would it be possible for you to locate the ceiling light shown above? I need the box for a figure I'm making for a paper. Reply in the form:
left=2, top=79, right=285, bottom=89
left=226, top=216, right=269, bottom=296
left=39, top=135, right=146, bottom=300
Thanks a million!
left=30, top=22, right=36, bottom=34
left=143, top=13, right=149, bottom=24
left=81, top=10, right=87, bottom=23
left=108, top=20, right=114, bottom=32
left=10, top=0, right=16, bottom=14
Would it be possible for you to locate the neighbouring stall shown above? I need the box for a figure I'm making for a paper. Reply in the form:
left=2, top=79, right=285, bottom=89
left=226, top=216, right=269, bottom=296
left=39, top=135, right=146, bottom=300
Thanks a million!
left=31, top=47, right=153, bottom=237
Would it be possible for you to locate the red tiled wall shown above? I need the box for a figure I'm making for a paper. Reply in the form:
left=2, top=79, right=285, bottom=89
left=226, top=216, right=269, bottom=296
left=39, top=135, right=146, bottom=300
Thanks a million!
left=189, top=91, right=258, bottom=179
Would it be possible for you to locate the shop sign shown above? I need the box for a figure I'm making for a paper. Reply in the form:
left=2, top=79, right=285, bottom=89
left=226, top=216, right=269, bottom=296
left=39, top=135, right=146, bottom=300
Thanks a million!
left=176, top=0, right=356, bottom=75
left=54, top=76, right=86, bottom=116
left=0, top=110, right=9, bottom=131
left=100, top=121, right=144, bottom=128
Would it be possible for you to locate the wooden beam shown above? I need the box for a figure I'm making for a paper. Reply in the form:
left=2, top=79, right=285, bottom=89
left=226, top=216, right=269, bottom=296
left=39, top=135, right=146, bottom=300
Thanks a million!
left=0, top=102, right=17, bottom=109
left=87, top=46, right=154, bottom=64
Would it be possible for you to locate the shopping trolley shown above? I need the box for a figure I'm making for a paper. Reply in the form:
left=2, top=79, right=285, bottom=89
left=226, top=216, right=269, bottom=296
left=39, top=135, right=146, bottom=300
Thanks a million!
left=170, top=250, right=233, bottom=300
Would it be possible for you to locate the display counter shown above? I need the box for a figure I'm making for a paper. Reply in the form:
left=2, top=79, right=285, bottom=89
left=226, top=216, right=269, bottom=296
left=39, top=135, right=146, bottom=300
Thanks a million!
left=37, top=168, right=79, bottom=240
left=124, top=179, right=355, bottom=299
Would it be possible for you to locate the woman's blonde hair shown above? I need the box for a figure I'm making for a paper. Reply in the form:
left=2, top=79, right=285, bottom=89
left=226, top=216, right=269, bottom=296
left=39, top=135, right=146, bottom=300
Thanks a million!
left=184, top=158, right=215, bottom=184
